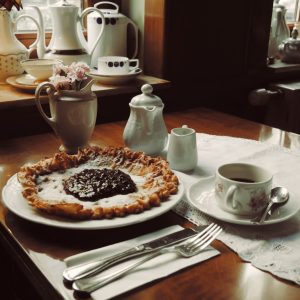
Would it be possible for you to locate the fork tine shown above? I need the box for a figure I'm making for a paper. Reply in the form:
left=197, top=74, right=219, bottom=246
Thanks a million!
left=185, top=224, right=218, bottom=248
left=185, top=223, right=216, bottom=244
left=190, top=227, right=222, bottom=251
left=186, top=225, right=221, bottom=250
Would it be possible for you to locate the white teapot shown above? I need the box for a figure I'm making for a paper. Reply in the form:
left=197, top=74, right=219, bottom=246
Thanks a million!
left=32, top=0, right=105, bottom=65
left=123, top=84, right=168, bottom=156
left=87, top=1, right=138, bottom=68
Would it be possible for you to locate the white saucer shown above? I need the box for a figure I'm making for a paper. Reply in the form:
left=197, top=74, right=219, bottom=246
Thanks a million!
left=15, top=74, right=41, bottom=85
left=2, top=174, right=184, bottom=230
left=6, top=74, right=40, bottom=91
left=88, top=68, right=142, bottom=85
left=187, top=176, right=300, bottom=225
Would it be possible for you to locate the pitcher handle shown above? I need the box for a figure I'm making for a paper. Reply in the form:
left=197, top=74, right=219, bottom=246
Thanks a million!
left=35, top=82, right=57, bottom=131
left=80, top=8, right=105, bottom=58
left=127, top=19, right=139, bottom=58
left=94, top=1, right=119, bottom=13
left=14, top=14, right=41, bottom=57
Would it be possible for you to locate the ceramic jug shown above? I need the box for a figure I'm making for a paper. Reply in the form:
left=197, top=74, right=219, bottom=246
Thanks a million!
left=87, top=1, right=138, bottom=68
left=279, top=27, right=300, bottom=63
left=32, top=0, right=105, bottom=65
left=268, top=0, right=290, bottom=58
left=0, top=8, right=41, bottom=83
left=35, top=79, right=97, bottom=154
left=123, top=84, right=168, bottom=156
left=167, top=125, right=198, bottom=172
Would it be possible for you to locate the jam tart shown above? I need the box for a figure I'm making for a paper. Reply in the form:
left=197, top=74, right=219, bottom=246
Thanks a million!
left=17, top=146, right=179, bottom=220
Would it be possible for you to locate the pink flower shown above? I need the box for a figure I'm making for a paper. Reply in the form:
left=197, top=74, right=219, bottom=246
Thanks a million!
left=67, top=67, right=84, bottom=82
left=53, top=63, right=67, bottom=76
left=74, top=62, right=90, bottom=73
left=51, top=75, right=71, bottom=90
left=50, top=62, right=91, bottom=91
left=67, top=62, right=90, bottom=82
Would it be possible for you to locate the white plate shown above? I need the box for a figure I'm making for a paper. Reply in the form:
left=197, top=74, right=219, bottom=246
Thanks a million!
left=2, top=174, right=184, bottom=230
left=6, top=74, right=39, bottom=91
left=88, top=68, right=142, bottom=85
left=187, top=176, right=300, bottom=225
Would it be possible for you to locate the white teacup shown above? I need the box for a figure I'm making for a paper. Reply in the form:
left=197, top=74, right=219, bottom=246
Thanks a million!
left=167, top=125, right=198, bottom=172
left=97, top=56, right=139, bottom=75
left=20, top=59, right=62, bottom=82
left=215, top=163, right=273, bottom=216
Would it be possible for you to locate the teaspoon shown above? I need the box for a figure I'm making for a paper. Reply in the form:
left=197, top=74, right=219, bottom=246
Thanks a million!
left=257, top=187, right=289, bottom=224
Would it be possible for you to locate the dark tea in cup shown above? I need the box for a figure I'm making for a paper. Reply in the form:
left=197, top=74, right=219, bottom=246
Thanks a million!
left=215, top=163, right=273, bottom=216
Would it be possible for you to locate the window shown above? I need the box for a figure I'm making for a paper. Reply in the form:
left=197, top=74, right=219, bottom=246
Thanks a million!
left=12, top=0, right=83, bottom=32
left=279, top=0, right=299, bottom=23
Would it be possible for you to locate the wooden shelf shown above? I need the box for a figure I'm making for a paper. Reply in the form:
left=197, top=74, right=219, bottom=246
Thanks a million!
left=0, top=74, right=171, bottom=109
left=267, top=59, right=300, bottom=74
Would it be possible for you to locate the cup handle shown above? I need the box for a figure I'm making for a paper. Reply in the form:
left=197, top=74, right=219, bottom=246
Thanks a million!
left=128, top=58, right=140, bottom=69
left=35, top=82, right=57, bottom=132
left=127, top=19, right=139, bottom=58
left=225, top=185, right=238, bottom=209
left=14, top=14, right=42, bottom=57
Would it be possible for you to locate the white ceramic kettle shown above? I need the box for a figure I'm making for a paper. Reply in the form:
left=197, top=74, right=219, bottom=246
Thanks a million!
left=0, top=8, right=41, bottom=82
left=123, top=84, right=168, bottom=156
left=32, top=0, right=105, bottom=65
left=268, top=0, right=290, bottom=58
left=87, top=1, right=138, bottom=68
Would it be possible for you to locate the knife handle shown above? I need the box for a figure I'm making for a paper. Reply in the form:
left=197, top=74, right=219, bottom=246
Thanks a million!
left=63, top=245, right=146, bottom=281
left=73, top=251, right=161, bottom=294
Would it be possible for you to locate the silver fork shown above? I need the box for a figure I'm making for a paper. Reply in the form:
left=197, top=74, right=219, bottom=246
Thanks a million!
left=72, top=224, right=222, bottom=294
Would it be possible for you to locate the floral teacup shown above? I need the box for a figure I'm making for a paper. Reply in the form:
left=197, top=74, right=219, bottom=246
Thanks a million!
left=214, top=163, right=273, bottom=216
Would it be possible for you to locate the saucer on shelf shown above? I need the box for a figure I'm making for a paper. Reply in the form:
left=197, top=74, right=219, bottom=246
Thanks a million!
left=6, top=74, right=40, bottom=91
left=187, top=176, right=300, bottom=225
left=15, top=74, right=41, bottom=85
left=88, top=68, right=142, bottom=85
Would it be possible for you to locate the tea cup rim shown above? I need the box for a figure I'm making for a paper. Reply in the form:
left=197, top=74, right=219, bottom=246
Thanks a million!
left=216, top=162, right=273, bottom=184
left=98, top=56, right=130, bottom=62
left=20, top=58, right=63, bottom=66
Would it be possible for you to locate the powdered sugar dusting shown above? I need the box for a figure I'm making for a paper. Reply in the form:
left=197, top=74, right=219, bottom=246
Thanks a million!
left=36, top=158, right=150, bottom=209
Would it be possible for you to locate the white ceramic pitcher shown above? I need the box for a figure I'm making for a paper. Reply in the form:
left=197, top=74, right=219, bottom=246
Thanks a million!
left=167, top=125, right=198, bottom=172
left=35, top=79, right=98, bottom=154
left=0, top=8, right=41, bottom=82
left=123, top=84, right=168, bottom=156
left=87, top=1, right=138, bottom=68
left=32, top=0, right=105, bottom=65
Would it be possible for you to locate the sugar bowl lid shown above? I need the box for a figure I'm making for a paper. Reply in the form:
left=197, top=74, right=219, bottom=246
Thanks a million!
left=130, top=84, right=164, bottom=107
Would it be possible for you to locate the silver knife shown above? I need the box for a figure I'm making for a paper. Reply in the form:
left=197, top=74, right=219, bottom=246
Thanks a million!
left=63, top=226, right=203, bottom=282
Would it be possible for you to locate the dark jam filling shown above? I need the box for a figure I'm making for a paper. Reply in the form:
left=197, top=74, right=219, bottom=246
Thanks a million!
left=63, top=168, right=137, bottom=201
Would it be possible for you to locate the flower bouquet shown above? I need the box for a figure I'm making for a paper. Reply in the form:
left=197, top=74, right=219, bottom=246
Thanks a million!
left=51, top=62, right=92, bottom=91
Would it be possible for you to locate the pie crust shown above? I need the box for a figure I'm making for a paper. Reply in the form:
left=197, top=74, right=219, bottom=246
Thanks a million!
left=17, top=146, right=179, bottom=220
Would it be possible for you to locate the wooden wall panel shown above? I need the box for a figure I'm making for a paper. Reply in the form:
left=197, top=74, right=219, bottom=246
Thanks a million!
left=144, top=0, right=166, bottom=78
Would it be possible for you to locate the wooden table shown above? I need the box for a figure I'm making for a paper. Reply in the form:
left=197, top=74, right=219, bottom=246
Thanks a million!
left=0, top=107, right=299, bottom=300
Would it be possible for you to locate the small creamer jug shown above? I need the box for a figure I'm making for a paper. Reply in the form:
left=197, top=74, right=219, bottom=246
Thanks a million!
left=123, top=84, right=168, bottom=155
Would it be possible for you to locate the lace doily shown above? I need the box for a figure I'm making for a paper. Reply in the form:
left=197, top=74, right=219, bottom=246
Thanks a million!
left=173, top=133, right=300, bottom=285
